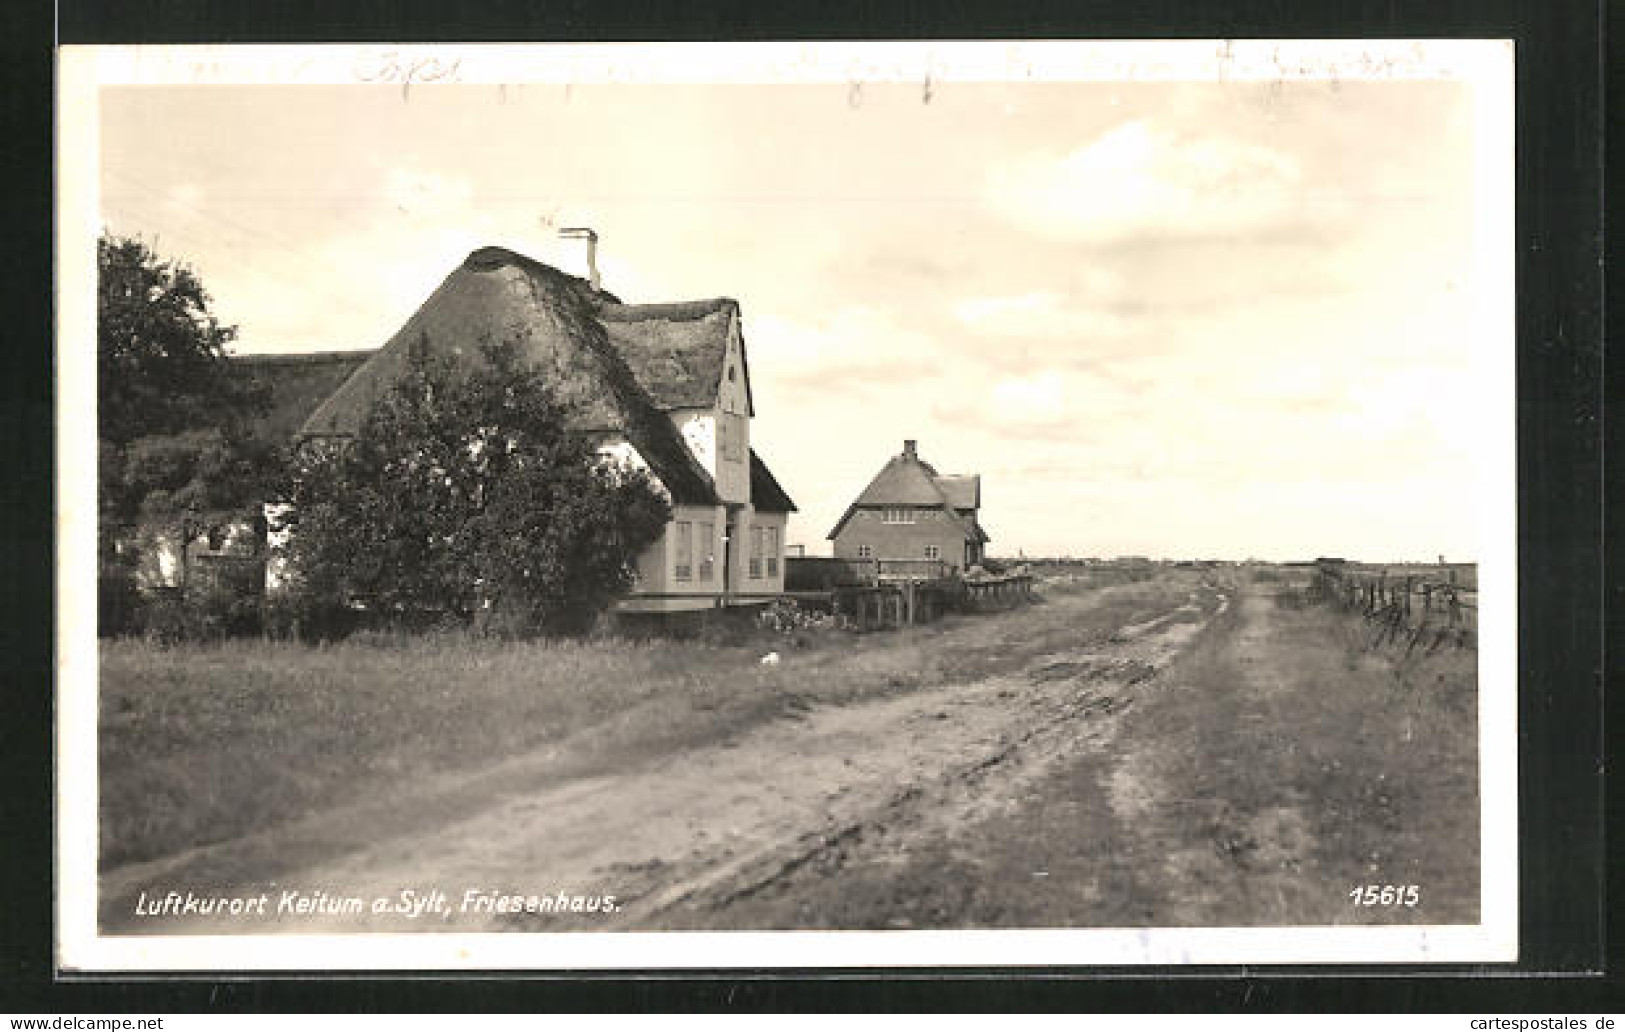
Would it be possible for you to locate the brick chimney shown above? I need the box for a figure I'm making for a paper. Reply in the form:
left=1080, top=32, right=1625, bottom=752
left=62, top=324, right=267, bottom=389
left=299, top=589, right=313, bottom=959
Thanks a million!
left=903, top=439, right=917, bottom=459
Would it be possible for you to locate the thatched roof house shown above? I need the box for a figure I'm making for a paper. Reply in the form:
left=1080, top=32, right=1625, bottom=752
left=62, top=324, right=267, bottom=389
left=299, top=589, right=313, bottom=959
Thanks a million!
left=827, top=439, right=989, bottom=571
left=234, top=350, right=374, bottom=442
left=241, top=245, right=797, bottom=613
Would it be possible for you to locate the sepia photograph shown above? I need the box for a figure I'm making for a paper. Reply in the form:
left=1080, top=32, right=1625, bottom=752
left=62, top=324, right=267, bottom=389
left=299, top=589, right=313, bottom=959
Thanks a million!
left=55, top=40, right=1517, bottom=970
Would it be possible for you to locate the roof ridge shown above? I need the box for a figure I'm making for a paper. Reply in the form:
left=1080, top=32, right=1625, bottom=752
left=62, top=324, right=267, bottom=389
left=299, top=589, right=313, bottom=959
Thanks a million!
left=463, top=246, right=623, bottom=305
left=233, top=348, right=382, bottom=365
left=598, top=298, right=737, bottom=323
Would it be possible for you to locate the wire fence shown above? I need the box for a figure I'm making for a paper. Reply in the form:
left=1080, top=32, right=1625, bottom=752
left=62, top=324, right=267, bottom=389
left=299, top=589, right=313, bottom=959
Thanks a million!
left=1311, top=561, right=1477, bottom=653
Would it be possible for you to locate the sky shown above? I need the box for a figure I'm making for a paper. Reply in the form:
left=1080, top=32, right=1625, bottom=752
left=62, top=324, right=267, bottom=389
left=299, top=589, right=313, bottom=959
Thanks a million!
left=96, top=70, right=1505, bottom=561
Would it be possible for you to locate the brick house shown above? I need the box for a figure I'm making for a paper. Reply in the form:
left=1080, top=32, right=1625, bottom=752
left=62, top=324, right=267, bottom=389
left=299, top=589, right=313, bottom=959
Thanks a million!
left=827, top=440, right=989, bottom=571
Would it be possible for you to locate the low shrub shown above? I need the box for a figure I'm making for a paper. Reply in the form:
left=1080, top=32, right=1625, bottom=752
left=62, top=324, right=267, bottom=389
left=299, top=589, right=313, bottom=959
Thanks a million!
left=263, top=593, right=360, bottom=643
left=138, top=582, right=263, bottom=644
left=98, top=571, right=143, bottom=638
left=756, top=598, right=851, bottom=635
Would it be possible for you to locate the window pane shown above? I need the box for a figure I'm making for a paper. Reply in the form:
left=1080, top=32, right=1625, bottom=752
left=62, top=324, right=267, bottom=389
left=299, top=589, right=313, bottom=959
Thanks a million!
left=675, top=521, right=692, bottom=580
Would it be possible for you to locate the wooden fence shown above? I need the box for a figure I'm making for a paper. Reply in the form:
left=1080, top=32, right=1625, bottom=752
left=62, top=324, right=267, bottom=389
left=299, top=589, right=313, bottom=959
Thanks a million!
left=833, top=575, right=1035, bottom=631
left=960, top=575, right=1037, bottom=613
left=784, top=556, right=954, bottom=590
left=1313, top=561, right=1476, bottom=653
left=783, top=556, right=1035, bottom=632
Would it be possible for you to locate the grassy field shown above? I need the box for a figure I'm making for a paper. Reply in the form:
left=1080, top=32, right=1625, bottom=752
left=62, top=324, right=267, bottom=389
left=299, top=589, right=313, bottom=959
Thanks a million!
left=99, top=574, right=1192, bottom=869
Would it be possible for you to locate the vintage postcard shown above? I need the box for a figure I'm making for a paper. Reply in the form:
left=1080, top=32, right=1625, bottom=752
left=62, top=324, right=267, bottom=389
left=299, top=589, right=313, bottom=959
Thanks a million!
left=56, top=40, right=1516, bottom=971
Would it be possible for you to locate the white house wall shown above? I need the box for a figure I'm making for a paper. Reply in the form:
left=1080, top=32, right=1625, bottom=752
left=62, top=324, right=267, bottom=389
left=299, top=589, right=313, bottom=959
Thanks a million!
left=621, top=503, right=786, bottom=608
left=619, top=502, right=728, bottom=611
left=659, top=318, right=751, bottom=506
left=719, top=504, right=787, bottom=602
left=670, top=410, right=717, bottom=478
left=712, top=318, right=751, bottom=504
left=721, top=316, right=750, bottom=416
left=595, top=437, right=669, bottom=502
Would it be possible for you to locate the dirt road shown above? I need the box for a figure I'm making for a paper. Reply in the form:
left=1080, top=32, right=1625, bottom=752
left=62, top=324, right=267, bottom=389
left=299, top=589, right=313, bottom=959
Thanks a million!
left=100, top=574, right=1229, bottom=933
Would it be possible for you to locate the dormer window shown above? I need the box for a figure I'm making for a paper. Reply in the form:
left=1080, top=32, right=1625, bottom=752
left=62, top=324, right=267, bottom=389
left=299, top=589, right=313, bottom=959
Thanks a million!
left=883, top=507, right=915, bottom=524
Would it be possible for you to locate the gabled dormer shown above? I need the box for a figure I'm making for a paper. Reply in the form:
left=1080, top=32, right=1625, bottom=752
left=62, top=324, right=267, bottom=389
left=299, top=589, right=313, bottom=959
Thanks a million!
left=600, top=298, right=755, bottom=505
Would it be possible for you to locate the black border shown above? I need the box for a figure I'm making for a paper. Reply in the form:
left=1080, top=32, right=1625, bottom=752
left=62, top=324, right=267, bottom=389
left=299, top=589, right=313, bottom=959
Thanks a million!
left=5, top=0, right=1611, bottom=1013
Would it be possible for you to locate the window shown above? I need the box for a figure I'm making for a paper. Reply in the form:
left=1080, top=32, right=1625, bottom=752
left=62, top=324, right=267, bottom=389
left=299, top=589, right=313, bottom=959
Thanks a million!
left=883, top=507, right=915, bottom=524
left=697, top=521, right=714, bottom=581
left=857, top=544, right=873, bottom=559
left=924, top=544, right=941, bottom=560
left=765, top=526, right=779, bottom=577
left=674, top=521, right=693, bottom=580
left=749, top=525, right=763, bottom=578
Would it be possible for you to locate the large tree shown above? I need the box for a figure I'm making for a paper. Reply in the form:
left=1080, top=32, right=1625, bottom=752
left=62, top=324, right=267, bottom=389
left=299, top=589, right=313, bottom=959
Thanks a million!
left=97, top=233, right=265, bottom=448
left=97, top=233, right=274, bottom=631
left=280, top=340, right=671, bottom=636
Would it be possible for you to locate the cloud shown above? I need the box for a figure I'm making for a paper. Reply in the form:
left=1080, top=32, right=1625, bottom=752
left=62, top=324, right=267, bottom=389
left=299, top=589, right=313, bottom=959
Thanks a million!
left=953, top=291, right=1060, bottom=325
left=751, top=307, right=940, bottom=390
left=990, top=371, right=1066, bottom=422
left=943, top=368, right=1142, bottom=442
left=952, top=289, right=1139, bottom=343
left=987, top=119, right=1305, bottom=243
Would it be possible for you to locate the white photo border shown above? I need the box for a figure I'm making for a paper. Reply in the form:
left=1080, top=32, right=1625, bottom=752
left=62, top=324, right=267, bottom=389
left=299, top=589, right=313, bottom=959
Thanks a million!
left=55, top=39, right=1518, bottom=972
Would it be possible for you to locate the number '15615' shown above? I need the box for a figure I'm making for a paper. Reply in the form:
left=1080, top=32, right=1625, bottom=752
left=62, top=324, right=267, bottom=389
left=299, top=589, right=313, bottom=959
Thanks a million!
left=1349, top=885, right=1420, bottom=906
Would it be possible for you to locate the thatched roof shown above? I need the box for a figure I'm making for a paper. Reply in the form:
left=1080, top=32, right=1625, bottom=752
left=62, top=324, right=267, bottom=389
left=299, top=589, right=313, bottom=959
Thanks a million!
left=851, top=456, right=942, bottom=506
left=296, top=246, right=719, bottom=506
left=933, top=473, right=981, bottom=511
left=826, top=441, right=987, bottom=542
left=233, top=349, right=377, bottom=442
left=599, top=298, right=754, bottom=415
left=247, top=247, right=803, bottom=514
left=749, top=448, right=797, bottom=513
